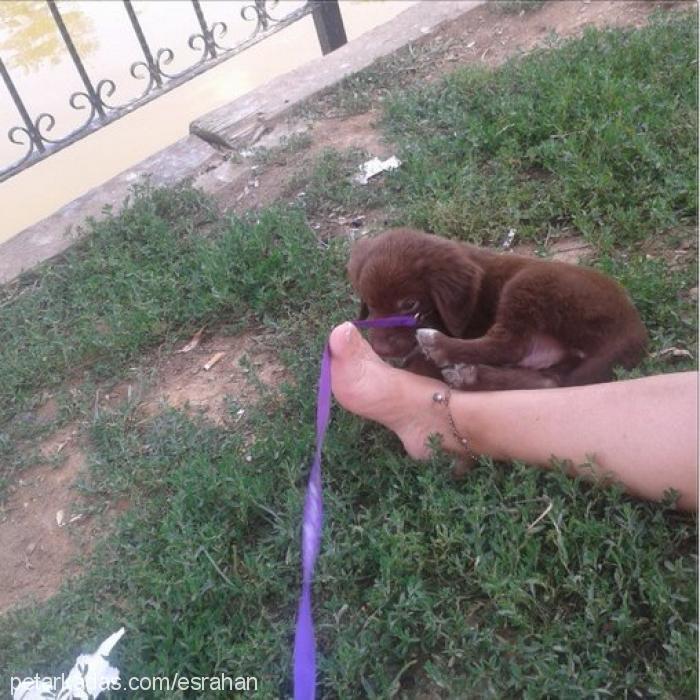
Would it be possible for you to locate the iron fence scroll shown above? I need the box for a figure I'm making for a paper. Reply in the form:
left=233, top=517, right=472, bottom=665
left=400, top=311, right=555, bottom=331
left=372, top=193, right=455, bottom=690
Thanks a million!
left=0, top=0, right=346, bottom=183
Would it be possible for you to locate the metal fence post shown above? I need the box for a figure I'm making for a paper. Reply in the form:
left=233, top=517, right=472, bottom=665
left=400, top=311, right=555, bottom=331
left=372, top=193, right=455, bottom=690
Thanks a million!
left=311, top=0, right=347, bottom=55
left=0, top=58, right=44, bottom=155
left=47, top=0, right=106, bottom=121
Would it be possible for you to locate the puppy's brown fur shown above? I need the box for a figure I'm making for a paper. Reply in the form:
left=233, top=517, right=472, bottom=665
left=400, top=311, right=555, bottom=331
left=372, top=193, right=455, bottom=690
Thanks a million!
left=348, top=228, right=647, bottom=391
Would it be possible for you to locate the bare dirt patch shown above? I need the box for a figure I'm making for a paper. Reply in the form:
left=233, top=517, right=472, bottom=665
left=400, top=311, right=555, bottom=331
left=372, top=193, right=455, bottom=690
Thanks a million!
left=432, top=0, right=679, bottom=71
left=305, top=111, right=392, bottom=158
left=194, top=110, right=391, bottom=213
left=639, top=225, right=698, bottom=271
left=0, top=425, right=88, bottom=612
left=0, top=329, right=286, bottom=614
left=512, top=235, right=595, bottom=264
left=105, top=329, right=287, bottom=425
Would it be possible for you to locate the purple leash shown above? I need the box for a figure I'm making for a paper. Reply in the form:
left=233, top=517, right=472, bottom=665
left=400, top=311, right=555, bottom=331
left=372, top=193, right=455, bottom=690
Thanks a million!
left=293, top=315, right=418, bottom=700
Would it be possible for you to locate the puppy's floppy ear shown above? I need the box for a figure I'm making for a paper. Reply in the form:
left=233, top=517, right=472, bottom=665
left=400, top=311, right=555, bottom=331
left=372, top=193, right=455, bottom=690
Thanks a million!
left=347, top=236, right=375, bottom=289
left=429, top=258, right=484, bottom=337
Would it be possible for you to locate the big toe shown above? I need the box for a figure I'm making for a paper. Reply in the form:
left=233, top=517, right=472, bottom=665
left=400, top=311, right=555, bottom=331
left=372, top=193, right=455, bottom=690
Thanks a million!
left=328, top=322, right=364, bottom=359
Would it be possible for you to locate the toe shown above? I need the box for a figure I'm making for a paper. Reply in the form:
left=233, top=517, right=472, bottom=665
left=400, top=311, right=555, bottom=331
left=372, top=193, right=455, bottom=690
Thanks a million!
left=329, top=321, right=373, bottom=361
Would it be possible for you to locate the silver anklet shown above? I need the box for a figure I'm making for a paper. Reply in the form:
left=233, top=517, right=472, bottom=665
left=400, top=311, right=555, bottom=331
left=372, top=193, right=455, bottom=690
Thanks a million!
left=432, top=387, right=471, bottom=453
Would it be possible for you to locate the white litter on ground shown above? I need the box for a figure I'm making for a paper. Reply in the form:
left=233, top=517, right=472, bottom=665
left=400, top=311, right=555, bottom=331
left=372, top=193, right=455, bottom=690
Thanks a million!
left=501, top=228, right=517, bottom=249
left=12, top=628, right=125, bottom=700
left=354, top=156, right=402, bottom=184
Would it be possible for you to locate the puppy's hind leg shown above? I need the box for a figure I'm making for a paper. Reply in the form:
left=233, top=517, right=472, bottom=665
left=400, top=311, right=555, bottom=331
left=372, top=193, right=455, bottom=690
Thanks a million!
left=442, top=364, right=560, bottom=391
left=562, top=332, right=647, bottom=387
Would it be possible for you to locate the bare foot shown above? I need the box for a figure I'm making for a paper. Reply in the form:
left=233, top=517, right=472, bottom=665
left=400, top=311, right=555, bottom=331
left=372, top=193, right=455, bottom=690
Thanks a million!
left=328, top=322, right=456, bottom=459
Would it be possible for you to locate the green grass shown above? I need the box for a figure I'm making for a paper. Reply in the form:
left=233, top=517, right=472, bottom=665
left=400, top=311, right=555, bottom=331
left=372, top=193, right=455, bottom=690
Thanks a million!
left=382, top=15, right=697, bottom=247
left=491, top=0, right=545, bottom=15
left=597, top=251, right=697, bottom=376
left=2, top=402, right=696, bottom=697
left=0, top=184, right=350, bottom=492
left=0, top=184, right=346, bottom=430
left=0, top=13, right=697, bottom=700
left=296, top=37, right=461, bottom=121
left=249, top=131, right=313, bottom=168
left=287, top=147, right=389, bottom=219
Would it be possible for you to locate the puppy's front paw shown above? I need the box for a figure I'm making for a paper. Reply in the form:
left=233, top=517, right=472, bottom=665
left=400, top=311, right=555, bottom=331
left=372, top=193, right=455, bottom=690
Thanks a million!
left=442, top=363, right=478, bottom=389
left=416, top=328, right=451, bottom=367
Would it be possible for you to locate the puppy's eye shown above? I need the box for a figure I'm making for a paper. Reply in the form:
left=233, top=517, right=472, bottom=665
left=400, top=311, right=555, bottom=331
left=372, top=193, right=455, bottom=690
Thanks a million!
left=399, top=299, right=420, bottom=314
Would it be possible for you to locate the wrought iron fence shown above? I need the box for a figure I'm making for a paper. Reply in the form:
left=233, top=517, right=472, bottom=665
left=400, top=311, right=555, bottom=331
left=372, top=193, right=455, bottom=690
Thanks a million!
left=0, top=0, right=346, bottom=183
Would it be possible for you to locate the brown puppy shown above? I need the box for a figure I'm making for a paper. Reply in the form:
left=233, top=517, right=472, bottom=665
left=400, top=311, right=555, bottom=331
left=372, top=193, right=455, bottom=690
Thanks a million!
left=348, top=228, right=647, bottom=391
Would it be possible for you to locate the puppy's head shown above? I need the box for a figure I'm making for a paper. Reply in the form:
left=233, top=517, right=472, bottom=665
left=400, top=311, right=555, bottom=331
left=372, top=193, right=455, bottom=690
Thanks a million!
left=348, top=228, right=483, bottom=359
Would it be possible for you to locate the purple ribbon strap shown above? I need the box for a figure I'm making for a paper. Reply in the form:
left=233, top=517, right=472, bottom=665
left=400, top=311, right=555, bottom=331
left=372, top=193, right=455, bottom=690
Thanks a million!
left=293, top=315, right=418, bottom=700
